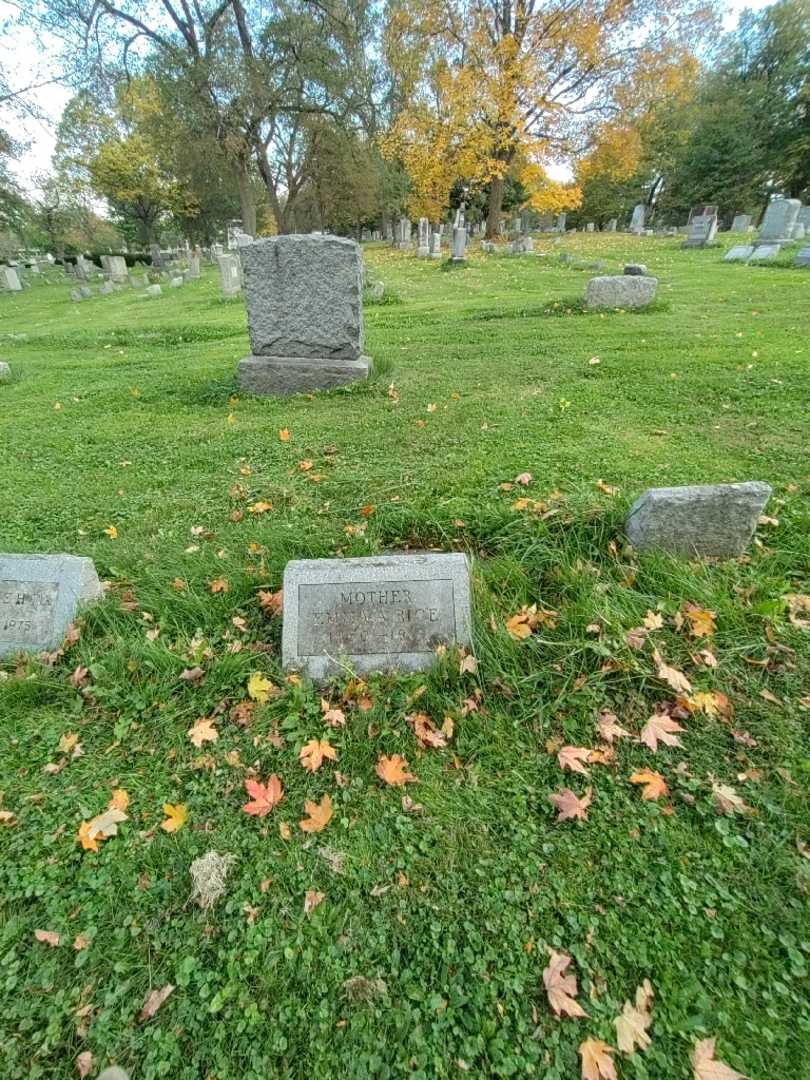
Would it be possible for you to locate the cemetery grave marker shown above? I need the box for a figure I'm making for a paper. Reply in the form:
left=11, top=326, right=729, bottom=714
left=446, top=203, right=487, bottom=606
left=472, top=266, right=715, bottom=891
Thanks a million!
left=625, top=482, right=772, bottom=558
left=758, top=198, right=801, bottom=245
left=1, top=267, right=22, bottom=291
left=238, top=234, right=370, bottom=396
left=0, top=554, right=103, bottom=657
left=282, top=553, right=472, bottom=679
left=750, top=244, right=780, bottom=261
left=731, top=214, right=752, bottom=232
left=724, top=245, right=755, bottom=262
left=585, top=275, right=657, bottom=309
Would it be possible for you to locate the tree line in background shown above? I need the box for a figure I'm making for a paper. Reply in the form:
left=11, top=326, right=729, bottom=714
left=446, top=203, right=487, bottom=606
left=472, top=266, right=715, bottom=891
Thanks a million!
left=0, top=0, right=808, bottom=255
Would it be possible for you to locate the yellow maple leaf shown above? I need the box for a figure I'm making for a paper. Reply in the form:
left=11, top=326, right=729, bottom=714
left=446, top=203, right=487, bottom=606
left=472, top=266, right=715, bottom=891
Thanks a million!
left=187, top=717, right=218, bottom=748
left=161, top=803, right=188, bottom=833
left=247, top=672, right=274, bottom=703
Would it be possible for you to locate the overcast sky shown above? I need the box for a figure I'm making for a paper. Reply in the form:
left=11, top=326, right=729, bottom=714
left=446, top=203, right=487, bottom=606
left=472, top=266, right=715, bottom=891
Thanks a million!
left=1, top=0, right=778, bottom=194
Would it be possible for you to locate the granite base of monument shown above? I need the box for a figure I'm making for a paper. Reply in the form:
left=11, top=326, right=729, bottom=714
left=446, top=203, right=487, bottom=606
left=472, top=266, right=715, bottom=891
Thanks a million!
left=238, top=355, right=370, bottom=397
left=0, top=554, right=103, bottom=656
left=282, top=553, right=472, bottom=679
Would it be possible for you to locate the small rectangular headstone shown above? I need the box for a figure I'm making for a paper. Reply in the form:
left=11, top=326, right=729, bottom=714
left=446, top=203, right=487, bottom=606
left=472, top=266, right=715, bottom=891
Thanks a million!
left=750, top=244, right=779, bottom=261
left=0, top=554, right=103, bottom=656
left=282, top=554, right=472, bottom=679
left=731, top=214, right=752, bottom=232
left=585, top=275, right=657, bottom=309
left=724, top=245, right=754, bottom=262
left=1, top=267, right=22, bottom=291
left=625, top=482, right=772, bottom=558
left=108, top=256, right=128, bottom=282
left=794, top=246, right=810, bottom=268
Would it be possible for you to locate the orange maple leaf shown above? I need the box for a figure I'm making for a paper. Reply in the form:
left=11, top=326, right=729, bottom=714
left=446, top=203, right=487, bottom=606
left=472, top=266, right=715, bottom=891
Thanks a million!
left=299, top=739, right=337, bottom=773
left=408, top=712, right=447, bottom=749
left=209, top=577, right=229, bottom=594
left=243, top=775, right=284, bottom=816
left=376, top=754, right=417, bottom=786
left=299, top=794, right=333, bottom=833
left=630, top=770, right=669, bottom=801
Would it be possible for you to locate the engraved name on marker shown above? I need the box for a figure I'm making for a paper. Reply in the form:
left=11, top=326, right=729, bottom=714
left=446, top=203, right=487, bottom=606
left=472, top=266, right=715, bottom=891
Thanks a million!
left=0, top=581, right=60, bottom=647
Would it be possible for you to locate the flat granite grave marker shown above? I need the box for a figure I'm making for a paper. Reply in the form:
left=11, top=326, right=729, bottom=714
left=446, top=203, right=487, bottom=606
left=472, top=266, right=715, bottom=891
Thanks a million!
left=724, top=245, right=754, bottom=262
left=625, top=481, right=772, bottom=558
left=795, top=246, right=810, bottom=268
left=585, top=275, right=657, bottom=309
left=238, top=234, right=370, bottom=396
left=0, top=554, right=103, bottom=656
left=282, top=554, right=472, bottom=679
left=750, top=243, right=780, bottom=261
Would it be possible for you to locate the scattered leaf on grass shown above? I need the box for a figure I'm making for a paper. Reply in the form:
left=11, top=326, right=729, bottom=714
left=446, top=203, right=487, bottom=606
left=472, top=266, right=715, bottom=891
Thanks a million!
left=558, top=746, right=592, bottom=776
left=299, top=794, right=334, bottom=833
left=180, top=666, right=205, bottom=684
left=243, top=775, right=284, bottom=816
left=34, top=929, right=60, bottom=947
left=549, top=787, right=592, bottom=822
left=542, top=949, right=588, bottom=1017
left=597, top=710, right=631, bottom=744
left=78, top=807, right=128, bottom=852
left=614, top=979, right=654, bottom=1053
left=304, top=889, right=325, bottom=915
left=187, top=717, right=218, bottom=748
left=691, top=1037, right=748, bottom=1080
left=630, top=770, right=669, bottom=801
left=652, top=649, right=692, bottom=694
left=139, top=983, right=175, bottom=1022
left=209, top=577, right=229, bottom=594
left=278, top=428, right=290, bottom=442
left=76, top=1050, right=93, bottom=1078
left=409, top=712, right=447, bottom=749
left=161, top=803, right=188, bottom=833
left=299, top=739, right=337, bottom=772
left=109, top=788, right=129, bottom=812
left=711, top=781, right=752, bottom=816
left=640, top=711, right=685, bottom=752
left=258, top=588, right=283, bottom=616
left=683, top=604, right=717, bottom=638
left=247, top=672, right=274, bottom=703
left=376, top=754, right=417, bottom=786
left=579, top=1039, right=617, bottom=1079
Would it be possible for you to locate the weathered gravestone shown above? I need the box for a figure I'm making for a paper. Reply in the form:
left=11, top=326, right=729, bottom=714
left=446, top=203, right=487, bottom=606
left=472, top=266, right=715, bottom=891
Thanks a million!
left=682, top=210, right=718, bottom=248
left=795, top=246, right=810, bottom=268
left=1, top=267, right=22, bottom=292
left=149, top=243, right=164, bottom=268
left=0, top=361, right=10, bottom=380
left=758, top=198, right=801, bottom=244
left=417, top=218, right=430, bottom=258
left=282, top=553, right=472, bottom=679
left=169, top=276, right=183, bottom=288
left=750, top=244, right=780, bottom=261
left=724, top=245, right=755, bottom=262
left=188, top=251, right=201, bottom=279
left=217, top=253, right=242, bottom=296
left=555, top=212, right=567, bottom=233
left=451, top=226, right=467, bottom=261
left=585, top=275, right=657, bottom=309
left=108, top=256, right=128, bottom=282
left=0, top=554, right=103, bottom=656
left=396, top=218, right=412, bottom=250
left=145, top=284, right=162, bottom=298
left=731, top=214, right=752, bottom=232
left=605, top=219, right=618, bottom=232
left=99, top=282, right=114, bottom=296
left=429, top=231, right=442, bottom=259
left=625, top=481, right=772, bottom=558
left=793, top=223, right=806, bottom=241
left=238, top=234, right=370, bottom=396
left=630, top=204, right=645, bottom=233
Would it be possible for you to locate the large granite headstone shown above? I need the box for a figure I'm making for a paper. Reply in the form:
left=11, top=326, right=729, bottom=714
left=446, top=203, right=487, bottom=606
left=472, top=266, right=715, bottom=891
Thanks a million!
left=282, top=554, right=472, bottom=679
left=0, top=554, right=103, bottom=656
left=238, top=234, right=370, bottom=396
left=759, top=198, right=801, bottom=244
left=108, top=256, right=128, bottom=282
left=585, top=275, right=657, bottom=309
left=625, top=482, right=772, bottom=558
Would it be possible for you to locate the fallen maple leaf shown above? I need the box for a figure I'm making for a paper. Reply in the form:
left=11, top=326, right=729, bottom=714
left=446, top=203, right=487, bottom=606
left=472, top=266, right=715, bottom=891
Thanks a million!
left=643, top=610, right=664, bottom=631
left=640, top=711, right=685, bottom=752
left=187, top=717, right=218, bottom=748
left=558, top=746, right=592, bottom=776
left=73, top=934, right=90, bottom=951
left=34, top=929, right=60, bottom=947
left=580, top=1038, right=617, bottom=1079
left=139, top=983, right=175, bottom=1022
left=376, top=754, right=417, bottom=786
left=652, top=649, right=692, bottom=694
left=258, top=588, right=284, bottom=616
left=299, top=738, right=337, bottom=772
left=180, top=666, right=205, bottom=684
left=58, top=731, right=79, bottom=753
left=0, top=810, right=16, bottom=826
left=630, top=770, right=669, bottom=801
left=515, top=472, right=533, bottom=486
left=279, top=428, right=290, bottom=442
left=409, top=712, right=447, bottom=749
left=549, top=787, right=592, bottom=822
left=684, top=604, right=717, bottom=638
left=711, top=780, right=752, bottom=816
left=543, top=949, right=588, bottom=1018
left=160, top=803, right=188, bottom=833
left=78, top=807, right=128, bottom=852
left=247, top=672, right=274, bottom=703
left=321, top=698, right=347, bottom=727
left=76, top=1050, right=93, bottom=1078
left=597, top=709, right=631, bottom=744
left=109, top=788, right=129, bottom=812
left=691, top=1037, right=748, bottom=1080
left=304, top=889, right=325, bottom=915
left=243, top=775, right=284, bottom=816
left=248, top=500, right=273, bottom=514
left=299, top=793, right=333, bottom=833
left=506, top=610, right=534, bottom=640
left=614, top=979, right=654, bottom=1053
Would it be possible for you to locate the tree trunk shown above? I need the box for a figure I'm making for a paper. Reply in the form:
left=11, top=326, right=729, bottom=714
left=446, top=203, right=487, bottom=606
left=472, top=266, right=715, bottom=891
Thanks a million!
left=486, top=175, right=505, bottom=238
left=237, top=159, right=257, bottom=236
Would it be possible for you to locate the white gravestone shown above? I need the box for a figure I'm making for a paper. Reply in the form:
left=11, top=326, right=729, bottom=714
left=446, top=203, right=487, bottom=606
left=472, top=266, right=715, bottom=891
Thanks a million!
left=417, top=218, right=430, bottom=257
left=0, top=554, right=103, bottom=656
left=451, top=226, right=467, bottom=261
left=217, top=254, right=242, bottom=297
left=630, top=204, right=645, bottom=233
left=282, top=554, right=472, bottom=679
left=759, top=198, right=801, bottom=244
left=1, top=267, right=22, bottom=292
left=429, top=232, right=442, bottom=259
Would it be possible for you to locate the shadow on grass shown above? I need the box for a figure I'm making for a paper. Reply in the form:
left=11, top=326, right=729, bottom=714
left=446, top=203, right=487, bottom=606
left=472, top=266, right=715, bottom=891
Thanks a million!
left=467, top=296, right=671, bottom=321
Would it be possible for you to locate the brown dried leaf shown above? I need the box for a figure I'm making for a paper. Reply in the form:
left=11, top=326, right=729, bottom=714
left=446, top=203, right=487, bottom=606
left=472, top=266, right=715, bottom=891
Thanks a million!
left=543, top=949, right=588, bottom=1017
left=139, top=983, right=175, bottom=1022
left=549, top=787, right=592, bottom=822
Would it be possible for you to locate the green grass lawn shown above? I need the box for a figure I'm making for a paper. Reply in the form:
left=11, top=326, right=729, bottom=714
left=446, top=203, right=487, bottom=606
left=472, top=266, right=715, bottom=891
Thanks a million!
left=0, top=234, right=809, bottom=1079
